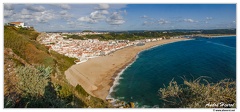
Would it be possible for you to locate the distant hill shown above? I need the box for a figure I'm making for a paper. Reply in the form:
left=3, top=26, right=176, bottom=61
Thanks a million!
left=201, top=29, right=236, bottom=34
left=4, top=26, right=110, bottom=108
left=82, top=30, right=94, bottom=32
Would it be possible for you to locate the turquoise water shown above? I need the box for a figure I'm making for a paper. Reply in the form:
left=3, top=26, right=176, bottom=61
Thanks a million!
left=109, top=36, right=236, bottom=107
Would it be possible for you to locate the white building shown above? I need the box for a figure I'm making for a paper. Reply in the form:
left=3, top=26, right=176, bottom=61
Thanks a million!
left=8, top=22, right=30, bottom=28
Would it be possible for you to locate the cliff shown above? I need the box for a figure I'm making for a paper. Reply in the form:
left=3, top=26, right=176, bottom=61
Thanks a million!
left=4, top=26, right=110, bottom=108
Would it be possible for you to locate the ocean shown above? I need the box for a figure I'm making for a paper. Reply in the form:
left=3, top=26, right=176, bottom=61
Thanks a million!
left=108, top=36, right=236, bottom=108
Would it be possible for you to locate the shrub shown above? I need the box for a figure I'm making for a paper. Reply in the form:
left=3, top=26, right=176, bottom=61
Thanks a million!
left=159, top=77, right=236, bottom=108
left=16, top=65, right=52, bottom=97
left=75, top=84, right=88, bottom=96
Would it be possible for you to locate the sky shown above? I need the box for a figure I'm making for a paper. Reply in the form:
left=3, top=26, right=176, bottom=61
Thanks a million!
left=3, top=4, right=236, bottom=32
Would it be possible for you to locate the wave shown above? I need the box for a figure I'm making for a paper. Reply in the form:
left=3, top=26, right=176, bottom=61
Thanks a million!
left=107, top=55, right=139, bottom=99
left=206, top=41, right=235, bottom=49
left=134, top=102, right=159, bottom=108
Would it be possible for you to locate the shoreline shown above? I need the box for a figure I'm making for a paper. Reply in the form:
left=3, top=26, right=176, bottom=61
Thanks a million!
left=106, top=39, right=191, bottom=99
left=106, top=51, right=139, bottom=99
left=65, top=38, right=191, bottom=100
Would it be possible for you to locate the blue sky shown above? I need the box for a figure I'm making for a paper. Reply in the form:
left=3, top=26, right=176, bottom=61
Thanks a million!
left=4, top=4, right=236, bottom=31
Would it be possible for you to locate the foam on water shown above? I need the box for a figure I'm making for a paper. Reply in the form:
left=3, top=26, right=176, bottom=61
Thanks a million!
left=206, top=41, right=235, bottom=49
left=107, top=54, right=139, bottom=99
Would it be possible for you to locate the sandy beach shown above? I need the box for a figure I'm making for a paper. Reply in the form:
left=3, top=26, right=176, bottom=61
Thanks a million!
left=65, top=38, right=189, bottom=100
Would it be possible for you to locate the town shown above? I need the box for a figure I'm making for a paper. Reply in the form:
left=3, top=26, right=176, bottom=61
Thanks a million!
left=7, top=22, right=183, bottom=64
left=38, top=32, right=173, bottom=64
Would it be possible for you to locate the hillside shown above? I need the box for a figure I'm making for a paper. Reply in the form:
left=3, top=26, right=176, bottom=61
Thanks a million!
left=4, top=26, right=110, bottom=108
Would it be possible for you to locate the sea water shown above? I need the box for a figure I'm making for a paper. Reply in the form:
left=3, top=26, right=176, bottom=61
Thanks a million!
left=109, top=36, right=236, bottom=107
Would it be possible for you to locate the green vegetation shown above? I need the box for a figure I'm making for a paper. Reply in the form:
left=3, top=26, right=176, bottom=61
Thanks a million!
left=201, top=29, right=236, bottom=34
left=75, top=84, right=88, bottom=96
left=66, top=35, right=85, bottom=40
left=63, top=31, right=194, bottom=41
left=82, top=30, right=93, bottom=32
left=4, top=26, right=55, bottom=66
left=4, top=26, right=110, bottom=108
left=5, top=65, right=73, bottom=108
left=49, top=50, right=76, bottom=75
left=16, top=66, right=52, bottom=97
left=63, top=29, right=236, bottom=41
left=159, top=77, right=236, bottom=108
left=74, top=84, right=110, bottom=108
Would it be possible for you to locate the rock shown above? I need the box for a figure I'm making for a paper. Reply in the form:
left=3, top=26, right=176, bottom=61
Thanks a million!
left=86, top=95, right=91, bottom=100
left=124, top=104, right=130, bottom=108
left=7, top=68, right=11, bottom=71
left=106, top=98, right=114, bottom=103
left=130, top=102, right=135, bottom=108
left=120, top=101, right=125, bottom=105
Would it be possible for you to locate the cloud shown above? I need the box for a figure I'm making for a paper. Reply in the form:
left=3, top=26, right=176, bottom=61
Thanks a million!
left=4, top=10, right=14, bottom=18
left=20, top=15, right=33, bottom=19
left=158, top=19, right=170, bottom=24
left=66, top=21, right=85, bottom=28
left=142, top=21, right=153, bottom=26
left=57, top=4, right=71, bottom=10
left=78, top=16, right=97, bottom=23
left=4, top=4, right=14, bottom=10
left=95, top=4, right=110, bottom=10
left=124, top=10, right=127, bottom=14
left=101, top=10, right=109, bottom=15
left=4, top=4, right=129, bottom=31
left=141, top=15, right=148, bottom=18
left=32, top=10, right=56, bottom=23
left=143, top=21, right=148, bottom=25
left=106, top=12, right=125, bottom=25
left=90, top=11, right=106, bottom=19
left=59, top=10, right=67, bottom=15
left=5, top=8, right=33, bottom=21
left=141, top=16, right=170, bottom=26
left=19, top=9, right=33, bottom=19
left=21, top=9, right=30, bottom=15
left=140, top=15, right=158, bottom=23
left=202, top=17, right=213, bottom=24
left=67, top=21, right=75, bottom=25
left=183, top=19, right=198, bottom=23
left=119, top=10, right=127, bottom=15
left=59, top=10, right=73, bottom=20
left=78, top=9, right=109, bottom=24
left=110, top=4, right=127, bottom=10
left=206, top=17, right=213, bottom=20
left=4, top=4, right=14, bottom=18
left=26, top=5, right=45, bottom=12
left=78, top=4, right=126, bottom=25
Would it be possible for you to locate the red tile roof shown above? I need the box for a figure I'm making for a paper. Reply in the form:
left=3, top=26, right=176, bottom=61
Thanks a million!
left=9, top=22, right=23, bottom=25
